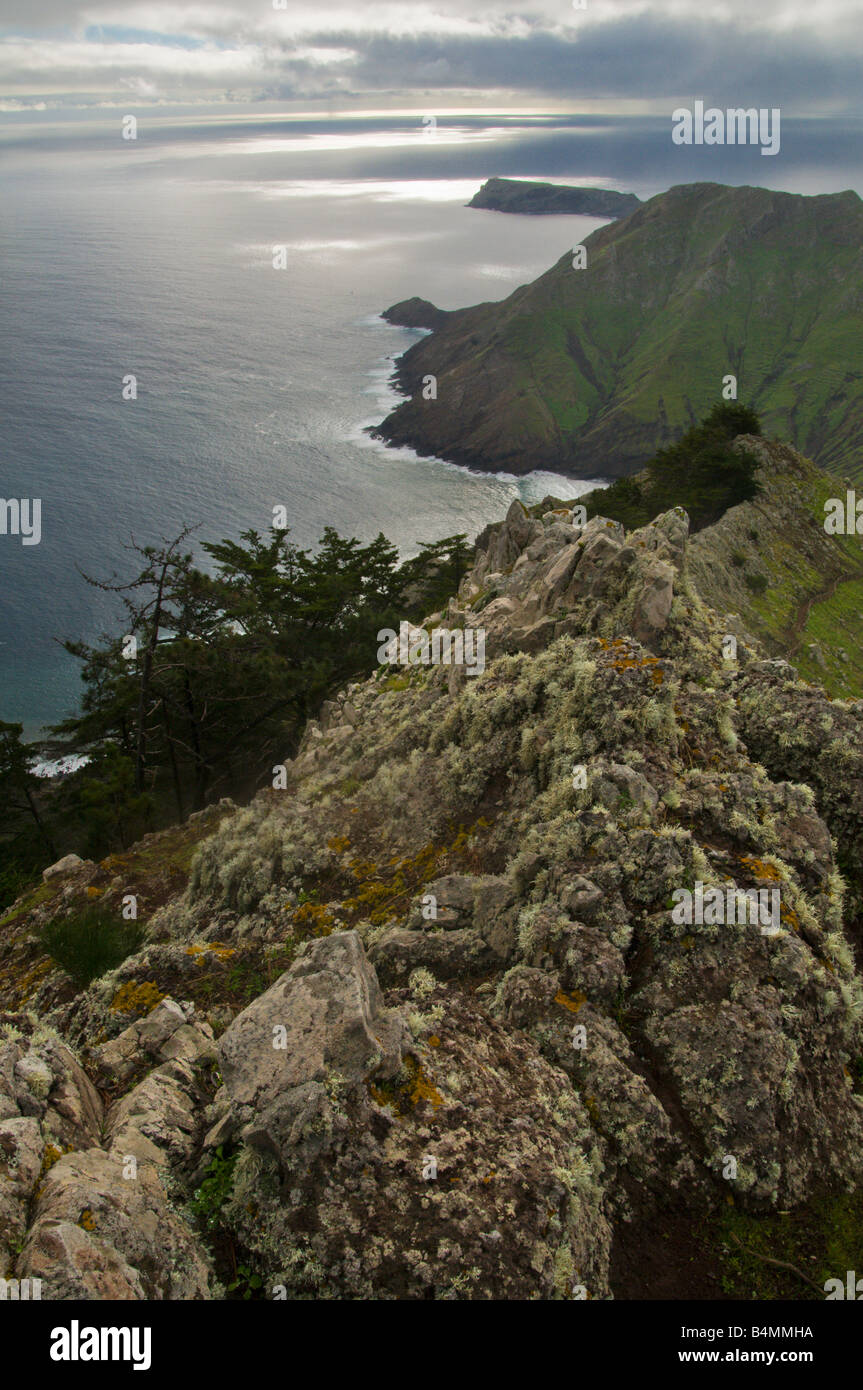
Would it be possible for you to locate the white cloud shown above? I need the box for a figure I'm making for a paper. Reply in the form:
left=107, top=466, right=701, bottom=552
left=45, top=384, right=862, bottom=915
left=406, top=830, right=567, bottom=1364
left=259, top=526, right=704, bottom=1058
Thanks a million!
left=0, top=0, right=859, bottom=111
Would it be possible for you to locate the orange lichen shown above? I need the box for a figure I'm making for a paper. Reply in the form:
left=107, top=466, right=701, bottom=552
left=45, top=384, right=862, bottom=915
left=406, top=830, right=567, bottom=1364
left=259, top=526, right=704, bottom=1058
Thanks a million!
left=368, top=1054, right=444, bottom=1115
left=554, top=989, right=587, bottom=1014
left=292, top=901, right=337, bottom=937
left=407, top=1057, right=444, bottom=1111
left=598, top=638, right=664, bottom=685
left=739, top=856, right=783, bottom=882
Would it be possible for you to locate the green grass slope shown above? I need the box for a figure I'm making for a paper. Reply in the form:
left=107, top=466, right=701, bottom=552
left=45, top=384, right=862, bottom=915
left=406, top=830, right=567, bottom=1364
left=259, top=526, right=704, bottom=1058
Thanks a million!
left=686, top=435, right=863, bottom=698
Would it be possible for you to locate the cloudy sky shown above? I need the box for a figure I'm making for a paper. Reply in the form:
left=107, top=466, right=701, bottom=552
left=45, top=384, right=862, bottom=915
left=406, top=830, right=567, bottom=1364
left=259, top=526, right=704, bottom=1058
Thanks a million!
left=0, top=0, right=860, bottom=115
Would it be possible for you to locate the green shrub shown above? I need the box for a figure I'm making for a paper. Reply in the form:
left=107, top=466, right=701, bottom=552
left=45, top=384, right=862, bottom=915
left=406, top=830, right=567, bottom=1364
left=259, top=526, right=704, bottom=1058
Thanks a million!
left=745, top=572, right=769, bottom=594
left=582, top=401, right=762, bottom=534
left=38, top=903, right=143, bottom=987
left=730, top=549, right=747, bottom=568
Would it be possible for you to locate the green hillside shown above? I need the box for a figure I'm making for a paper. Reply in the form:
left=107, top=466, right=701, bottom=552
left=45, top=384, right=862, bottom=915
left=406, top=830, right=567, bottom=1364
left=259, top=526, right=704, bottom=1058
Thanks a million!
left=686, top=435, right=863, bottom=699
left=374, top=182, right=863, bottom=481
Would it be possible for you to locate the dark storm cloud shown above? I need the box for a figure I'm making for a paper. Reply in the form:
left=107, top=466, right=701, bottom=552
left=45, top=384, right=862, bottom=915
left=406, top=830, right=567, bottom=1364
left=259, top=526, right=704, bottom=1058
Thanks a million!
left=342, top=16, right=860, bottom=111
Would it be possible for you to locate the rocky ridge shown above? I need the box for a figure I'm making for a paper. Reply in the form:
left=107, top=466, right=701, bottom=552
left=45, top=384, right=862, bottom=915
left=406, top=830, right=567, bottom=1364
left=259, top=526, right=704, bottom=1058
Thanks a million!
left=2, top=443, right=862, bottom=1299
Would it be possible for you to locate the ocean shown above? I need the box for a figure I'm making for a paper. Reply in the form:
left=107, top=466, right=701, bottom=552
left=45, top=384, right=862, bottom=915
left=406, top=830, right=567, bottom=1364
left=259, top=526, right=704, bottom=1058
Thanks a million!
left=2, top=108, right=860, bottom=734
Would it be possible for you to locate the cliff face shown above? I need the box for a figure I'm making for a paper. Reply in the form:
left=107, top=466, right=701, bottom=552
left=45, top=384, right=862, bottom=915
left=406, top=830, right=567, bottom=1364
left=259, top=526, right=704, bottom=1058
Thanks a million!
left=2, top=444, right=863, bottom=1300
left=467, top=177, right=641, bottom=218
left=373, top=182, right=863, bottom=481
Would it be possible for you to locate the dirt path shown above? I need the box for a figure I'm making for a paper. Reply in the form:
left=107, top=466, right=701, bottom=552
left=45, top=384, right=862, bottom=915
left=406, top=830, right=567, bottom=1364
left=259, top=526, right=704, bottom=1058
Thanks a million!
left=785, top=570, right=842, bottom=655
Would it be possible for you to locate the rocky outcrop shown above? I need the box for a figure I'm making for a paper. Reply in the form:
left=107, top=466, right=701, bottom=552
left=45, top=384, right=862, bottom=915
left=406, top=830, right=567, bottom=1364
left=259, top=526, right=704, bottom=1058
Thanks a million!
left=369, top=873, right=517, bottom=984
left=206, top=938, right=611, bottom=1299
left=448, top=499, right=695, bottom=670
left=1, top=1006, right=213, bottom=1297
left=42, top=854, right=89, bottom=883
left=733, top=659, right=863, bottom=886
left=3, top=467, right=863, bottom=1299
left=382, top=296, right=449, bottom=332
left=20, top=1147, right=211, bottom=1300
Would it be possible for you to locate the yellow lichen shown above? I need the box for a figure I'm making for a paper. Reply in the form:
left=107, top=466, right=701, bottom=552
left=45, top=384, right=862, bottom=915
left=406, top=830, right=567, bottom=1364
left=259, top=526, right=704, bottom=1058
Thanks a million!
left=110, top=980, right=165, bottom=1015
left=186, top=941, right=236, bottom=963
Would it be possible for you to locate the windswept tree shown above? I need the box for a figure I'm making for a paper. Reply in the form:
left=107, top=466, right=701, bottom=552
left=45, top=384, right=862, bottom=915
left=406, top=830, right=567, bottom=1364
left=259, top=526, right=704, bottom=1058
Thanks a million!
left=0, top=721, right=57, bottom=908
left=0, top=720, right=57, bottom=860
left=1, top=520, right=473, bottom=891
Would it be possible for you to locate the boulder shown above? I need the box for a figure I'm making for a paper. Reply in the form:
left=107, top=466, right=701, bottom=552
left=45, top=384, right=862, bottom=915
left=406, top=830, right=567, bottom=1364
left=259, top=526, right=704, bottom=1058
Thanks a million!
left=42, top=854, right=88, bottom=882
left=20, top=1148, right=211, bottom=1299
left=217, top=931, right=407, bottom=1164
left=18, top=1221, right=146, bottom=1300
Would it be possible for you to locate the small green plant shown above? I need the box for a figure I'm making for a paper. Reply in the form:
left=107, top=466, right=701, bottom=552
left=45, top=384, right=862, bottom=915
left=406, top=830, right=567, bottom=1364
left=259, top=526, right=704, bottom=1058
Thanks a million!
left=190, top=1146, right=238, bottom=1229
left=38, top=903, right=143, bottom=988
left=730, top=549, right=747, bottom=568
left=227, top=1263, right=264, bottom=1299
left=226, top=959, right=267, bottom=1003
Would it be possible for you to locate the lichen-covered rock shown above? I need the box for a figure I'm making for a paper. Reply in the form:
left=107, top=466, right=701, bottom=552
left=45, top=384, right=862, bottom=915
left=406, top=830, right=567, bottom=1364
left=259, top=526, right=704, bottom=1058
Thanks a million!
left=88, top=997, right=215, bottom=1092
left=42, top=854, right=89, bottom=882
left=369, top=923, right=498, bottom=984
left=491, top=967, right=686, bottom=1205
left=0, top=1116, right=44, bottom=1274
left=218, top=977, right=612, bottom=1300
left=733, top=659, right=863, bottom=884
left=18, top=1221, right=146, bottom=1300
left=105, top=1058, right=204, bottom=1169
left=0, top=1016, right=103, bottom=1150
left=217, top=931, right=408, bottom=1163
left=370, top=873, right=519, bottom=984
left=20, top=1148, right=211, bottom=1299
